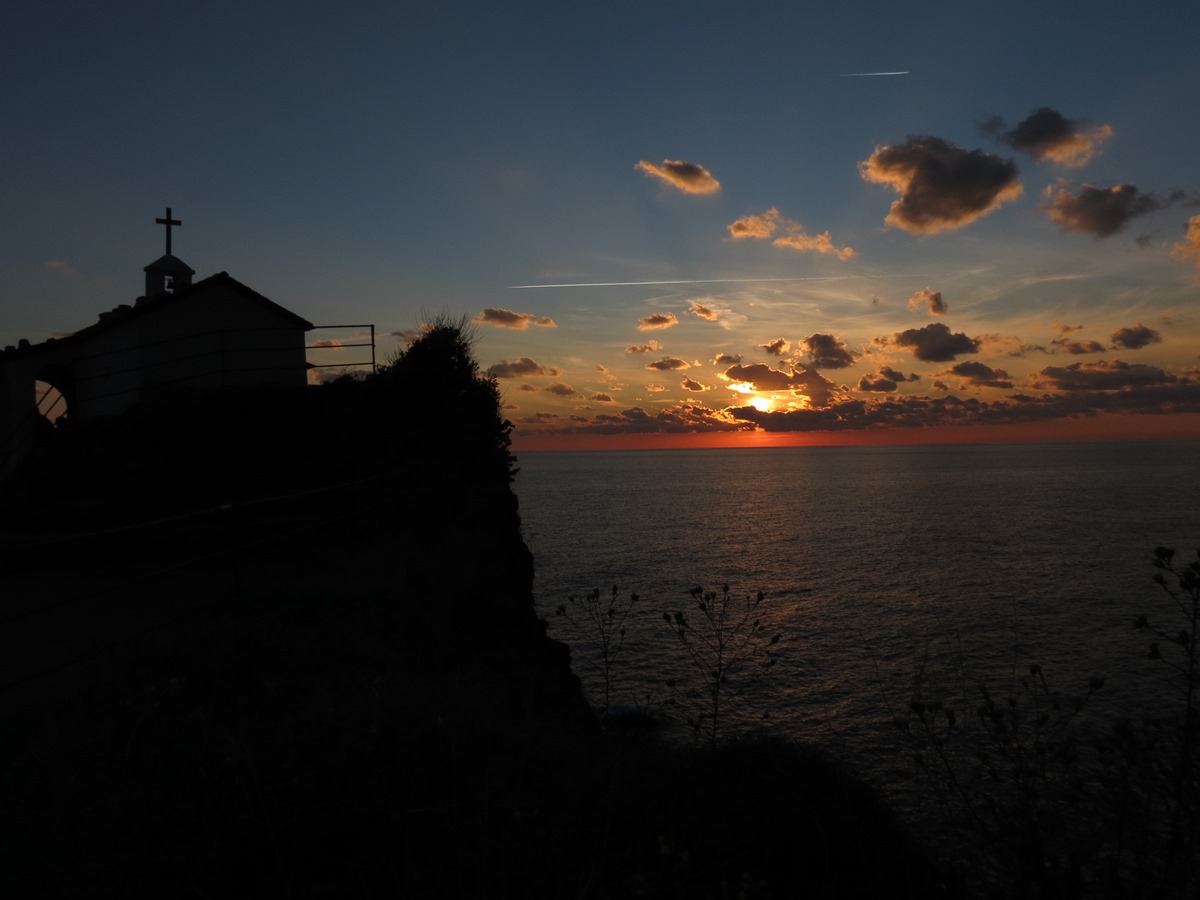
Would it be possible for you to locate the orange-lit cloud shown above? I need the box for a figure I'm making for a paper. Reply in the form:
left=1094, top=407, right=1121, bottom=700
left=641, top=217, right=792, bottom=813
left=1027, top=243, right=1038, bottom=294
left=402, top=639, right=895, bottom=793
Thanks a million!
left=637, top=312, right=679, bottom=331
left=727, top=207, right=854, bottom=259
left=857, top=366, right=919, bottom=392
left=1173, top=215, right=1200, bottom=273
left=645, top=356, right=690, bottom=371
left=727, top=209, right=781, bottom=239
left=520, top=370, right=1200, bottom=439
left=689, top=301, right=719, bottom=320
left=45, top=259, right=78, bottom=275
left=1049, top=322, right=1105, bottom=355
left=635, top=159, right=721, bottom=194
left=859, top=136, right=1022, bottom=233
left=729, top=379, right=1200, bottom=434
left=487, top=357, right=561, bottom=378
left=1031, top=359, right=1178, bottom=391
left=627, top=340, right=664, bottom=353
left=774, top=230, right=856, bottom=259
left=940, top=361, right=1013, bottom=389
left=714, top=352, right=742, bottom=366
left=1111, top=323, right=1162, bottom=350
left=474, top=307, right=557, bottom=329
left=1044, top=184, right=1165, bottom=237
left=560, top=403, right=749, bottom=435
left=544, top=382, right=576, bottom=396
left=985, top=107, right=1113, bottom=167
left=722, top=363, right=798, bottom=392
left=759, top=337, right=789, bottom=356
left=1052, top=337, right=1106, bottom=355
left=908, top=288, right=946, bottom=316
left=681, top=377, right=708, bottom=392
left=888, top=322, right=981, bottom=361
left=311, top=339, right=345, bottom=348
left=721, top=363, right=838, bottom=405
left=590, top=392, right=614, bottom=402
left=801, top=333, right=857, bottom=369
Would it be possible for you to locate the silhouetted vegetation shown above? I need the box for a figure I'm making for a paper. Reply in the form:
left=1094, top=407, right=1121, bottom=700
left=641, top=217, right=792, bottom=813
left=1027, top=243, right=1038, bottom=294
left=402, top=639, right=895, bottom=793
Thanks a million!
left=884, top=547, right=1200, bottom=898
left=556, top=585, right=640, bottom=722
left=664, top=585, right=781, bottom=749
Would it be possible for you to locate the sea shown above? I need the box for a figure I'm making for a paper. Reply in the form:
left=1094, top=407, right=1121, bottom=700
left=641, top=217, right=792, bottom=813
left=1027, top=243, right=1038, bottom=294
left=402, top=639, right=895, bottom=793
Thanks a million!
left=514, top=440, right=1200, bottom=792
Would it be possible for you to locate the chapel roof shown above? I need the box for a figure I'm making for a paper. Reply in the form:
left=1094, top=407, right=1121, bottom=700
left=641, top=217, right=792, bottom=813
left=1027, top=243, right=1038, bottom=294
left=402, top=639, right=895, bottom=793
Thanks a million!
left=1, top=271, right=314, bottom=360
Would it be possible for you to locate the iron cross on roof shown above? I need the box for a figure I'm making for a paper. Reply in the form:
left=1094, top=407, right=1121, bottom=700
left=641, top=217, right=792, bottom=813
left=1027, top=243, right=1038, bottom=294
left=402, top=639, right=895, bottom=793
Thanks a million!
left=156, top=207, right=182, bottom=256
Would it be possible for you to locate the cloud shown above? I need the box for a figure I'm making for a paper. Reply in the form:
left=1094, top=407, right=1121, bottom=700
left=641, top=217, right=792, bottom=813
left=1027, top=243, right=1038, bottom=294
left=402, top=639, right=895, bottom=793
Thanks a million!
left=714, top=352, right=743, bottom=366
left=590, top=393, right=615, bottom=402
left=942, top=361, right=1013, bottom=389
left=522, top=371, right=1200, bottom=438
left=689, top=301, right=719, bottom=321
left=890, top=322, right=981, bottom=361
left=1031, top=359, right=1177, bottom=391
left=1049, top=322, right=1105, bottom=354
left=908, top=288, right=946, bottom=316
left=1053, top=337, right=1106, bottom=355
left=721, top=363, right=838, bottom=405
left=1173, top=215, right=1200, bottom=273
left=1111, top=323, right=1162, bottom=350
left=637, top=312, right=679, bottom=331
left=773, top=229, right=856, bottom=260
left=681, top=377, right=708, bottom=392
left=487, top=357, right=561, bottom=378
left=987, top=107, right=1113, bottom=167
left=727, top=207, right=855, bottom=259
left=546, top=403, right=750, bottom=436
left=45, top=259, right=78, bottom=275
left=1044, top=184, right=1166, bottom=237
left=310, top=339, right=345, bottom=349
left=627, top=340, right=664, bottom=353
left=722, top=363, right=798, bottom=392
left=645, top=356, right=691, bottom=371
left=543, top=382, right=576, bottom=396
left=859, top=136, right=1022, bottom=233
left=635, top=159, right=721, bottom=194
left=728, top=209, right=781, bottom=239
left=801, top=333, right=858, bottom=369
left=730, top=376, right=1200, bottom=433
left=857, top=366, right=919, bottom=392
left=759, top=337, right=789, bottom=356
left=790, top=367, right=838, bottom=407
left=474, top=307, right=557, bottom=329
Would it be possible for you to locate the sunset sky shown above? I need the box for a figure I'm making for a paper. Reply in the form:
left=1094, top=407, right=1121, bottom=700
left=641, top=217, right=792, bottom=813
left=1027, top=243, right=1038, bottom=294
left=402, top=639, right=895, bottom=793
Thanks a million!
left=4, top=2, right=1199, bottom=450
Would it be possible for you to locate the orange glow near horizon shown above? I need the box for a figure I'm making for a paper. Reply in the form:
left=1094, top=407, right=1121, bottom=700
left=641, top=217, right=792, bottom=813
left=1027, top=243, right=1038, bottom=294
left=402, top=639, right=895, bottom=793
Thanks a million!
left=510, top=412, right=1200, bottom=453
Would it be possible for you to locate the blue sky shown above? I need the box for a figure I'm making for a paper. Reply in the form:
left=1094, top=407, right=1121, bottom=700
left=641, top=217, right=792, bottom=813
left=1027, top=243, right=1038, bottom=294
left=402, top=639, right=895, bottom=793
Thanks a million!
left=4, top=1, right=1199, bottom=447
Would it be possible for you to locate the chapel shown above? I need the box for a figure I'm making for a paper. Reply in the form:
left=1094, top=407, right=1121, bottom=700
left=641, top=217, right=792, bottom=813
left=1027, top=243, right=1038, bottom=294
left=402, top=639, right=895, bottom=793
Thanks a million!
left=0, top=209, right=315, bottom=476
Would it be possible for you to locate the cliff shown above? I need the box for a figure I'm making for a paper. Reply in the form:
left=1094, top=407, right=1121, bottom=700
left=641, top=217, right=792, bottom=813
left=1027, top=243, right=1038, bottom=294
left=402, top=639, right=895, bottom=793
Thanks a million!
left=1, top=322, right=603, bottom=896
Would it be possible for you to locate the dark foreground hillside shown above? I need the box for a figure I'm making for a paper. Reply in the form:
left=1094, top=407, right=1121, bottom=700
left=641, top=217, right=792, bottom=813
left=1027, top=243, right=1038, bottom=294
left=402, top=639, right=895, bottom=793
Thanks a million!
left=1, top=322, right=956, bottom=898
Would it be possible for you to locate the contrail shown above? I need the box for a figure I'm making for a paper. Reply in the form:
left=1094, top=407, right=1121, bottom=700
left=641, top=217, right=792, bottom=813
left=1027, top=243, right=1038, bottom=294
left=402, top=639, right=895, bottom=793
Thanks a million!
left=833, top=71, right=909, bottom=77
left=509, top=276, right=878, bottom=289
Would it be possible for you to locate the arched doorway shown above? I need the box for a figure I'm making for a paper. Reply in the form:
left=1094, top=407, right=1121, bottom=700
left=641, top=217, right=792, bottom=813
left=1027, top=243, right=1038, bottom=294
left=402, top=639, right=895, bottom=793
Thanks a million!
left=34, top=364, right=75, bottom=429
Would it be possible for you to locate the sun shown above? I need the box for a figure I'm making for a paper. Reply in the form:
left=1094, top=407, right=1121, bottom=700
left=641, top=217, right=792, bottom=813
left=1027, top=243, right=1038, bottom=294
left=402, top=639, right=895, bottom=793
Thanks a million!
left=750, top=395, right=773, bottom=412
